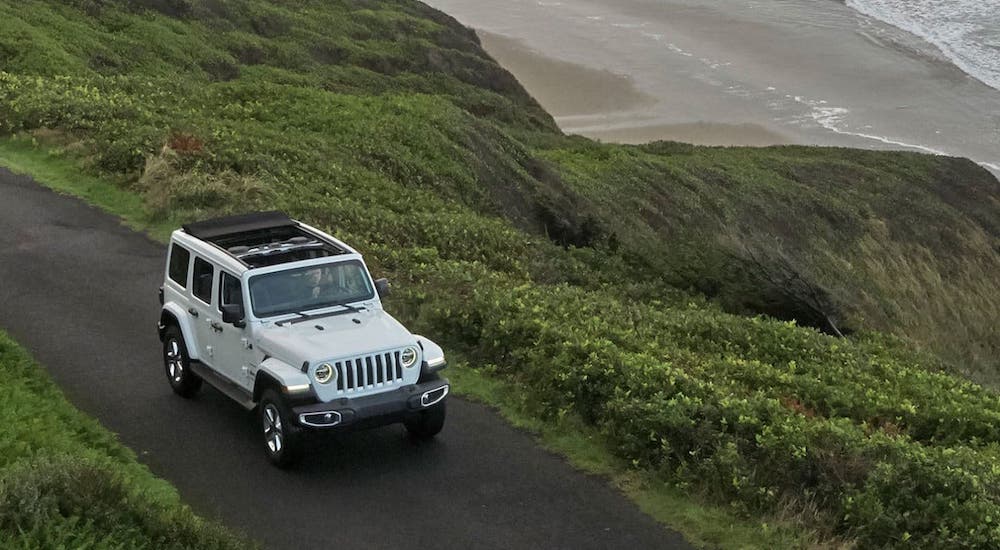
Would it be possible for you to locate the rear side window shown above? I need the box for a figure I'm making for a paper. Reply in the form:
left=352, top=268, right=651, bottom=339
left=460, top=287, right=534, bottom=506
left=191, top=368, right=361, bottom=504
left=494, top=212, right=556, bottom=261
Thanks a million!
left=192, top=257, right=214, bottom=304
left=168, top=244, right=190, bottom=287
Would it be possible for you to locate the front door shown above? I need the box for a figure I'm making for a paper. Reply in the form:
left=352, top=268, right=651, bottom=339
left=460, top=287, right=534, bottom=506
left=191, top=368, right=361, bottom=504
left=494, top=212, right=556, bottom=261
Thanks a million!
left=214, top=271, right=254, bottom=391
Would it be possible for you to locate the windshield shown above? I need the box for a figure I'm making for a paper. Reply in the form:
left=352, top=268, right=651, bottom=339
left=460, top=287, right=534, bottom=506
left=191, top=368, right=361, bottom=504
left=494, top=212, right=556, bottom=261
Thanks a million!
left=248, top=260, right=374, bottom=318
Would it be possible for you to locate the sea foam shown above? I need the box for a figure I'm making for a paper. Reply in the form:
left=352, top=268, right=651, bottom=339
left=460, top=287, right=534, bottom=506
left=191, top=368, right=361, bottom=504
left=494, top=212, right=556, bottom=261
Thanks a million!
left=846, top=0, right=1000, bottom=92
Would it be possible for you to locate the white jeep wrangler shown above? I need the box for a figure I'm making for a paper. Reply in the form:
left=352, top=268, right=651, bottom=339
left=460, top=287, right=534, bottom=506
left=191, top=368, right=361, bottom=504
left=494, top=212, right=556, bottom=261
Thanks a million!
left=157, top=211, right=448, bottom=467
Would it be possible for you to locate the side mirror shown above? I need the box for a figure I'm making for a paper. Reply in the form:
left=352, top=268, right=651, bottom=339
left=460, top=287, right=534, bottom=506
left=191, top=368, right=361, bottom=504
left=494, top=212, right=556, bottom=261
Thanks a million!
left=374, top=278, right=391, bottom=299
left=221, top=303, right=245, bottom=327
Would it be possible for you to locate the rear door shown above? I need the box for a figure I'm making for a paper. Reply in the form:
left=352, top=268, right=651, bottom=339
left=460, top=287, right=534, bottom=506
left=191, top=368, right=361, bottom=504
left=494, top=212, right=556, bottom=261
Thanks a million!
left=189, top=256, right=219, bottom=368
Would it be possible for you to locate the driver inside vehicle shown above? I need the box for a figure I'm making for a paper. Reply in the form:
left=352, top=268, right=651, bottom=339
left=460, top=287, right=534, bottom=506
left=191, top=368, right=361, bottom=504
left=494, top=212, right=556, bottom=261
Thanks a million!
left=303, top=266, right=331, bottom=300
left=295, top=263, right=372, bottom=307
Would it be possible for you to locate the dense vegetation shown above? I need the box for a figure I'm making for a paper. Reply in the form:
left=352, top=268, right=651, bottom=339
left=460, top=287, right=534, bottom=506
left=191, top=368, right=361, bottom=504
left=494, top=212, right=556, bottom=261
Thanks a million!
left=0, top=330, right=249, bottom=548
left=2, top=0, right=999, bottom=547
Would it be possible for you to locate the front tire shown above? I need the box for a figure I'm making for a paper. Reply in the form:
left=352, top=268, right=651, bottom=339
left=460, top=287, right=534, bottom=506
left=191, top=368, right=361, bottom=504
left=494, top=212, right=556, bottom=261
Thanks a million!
left=163, top=326, right=202, bottom=398
left=260, top=389, right=302, bottom=468
left=405, top=401, right=446, bottom=440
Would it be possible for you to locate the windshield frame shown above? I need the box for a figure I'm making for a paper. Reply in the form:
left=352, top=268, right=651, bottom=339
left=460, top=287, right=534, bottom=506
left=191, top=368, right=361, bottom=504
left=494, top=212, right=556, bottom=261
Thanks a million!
left=246, top=257, right=376, bottom=320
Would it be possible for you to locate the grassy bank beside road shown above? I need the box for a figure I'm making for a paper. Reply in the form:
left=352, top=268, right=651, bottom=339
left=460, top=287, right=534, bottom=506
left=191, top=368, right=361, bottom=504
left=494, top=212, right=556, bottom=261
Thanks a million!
left=0, top=137, right=813, bottom=549
left=0, top=329, right=250, bottom=548
left=3, top=0, right=1000, bottom=547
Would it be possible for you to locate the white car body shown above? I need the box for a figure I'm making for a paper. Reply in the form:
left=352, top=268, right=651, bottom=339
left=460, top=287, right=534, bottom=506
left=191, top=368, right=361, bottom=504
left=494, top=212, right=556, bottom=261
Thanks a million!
left=157, top=212, right=448, bottom=465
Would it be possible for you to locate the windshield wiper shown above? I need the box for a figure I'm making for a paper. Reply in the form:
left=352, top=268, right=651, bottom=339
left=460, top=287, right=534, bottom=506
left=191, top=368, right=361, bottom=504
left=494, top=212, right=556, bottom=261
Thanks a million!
left=277, top=303, right=365, bottom=326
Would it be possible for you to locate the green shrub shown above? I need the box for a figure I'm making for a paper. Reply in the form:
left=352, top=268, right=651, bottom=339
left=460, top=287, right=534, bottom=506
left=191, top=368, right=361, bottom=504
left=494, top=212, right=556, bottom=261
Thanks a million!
left=0, top=454, right=246, bottom=549
left=404, top=275, right=1000, bottom=546
left=3, top=1, right=1000, bottom=546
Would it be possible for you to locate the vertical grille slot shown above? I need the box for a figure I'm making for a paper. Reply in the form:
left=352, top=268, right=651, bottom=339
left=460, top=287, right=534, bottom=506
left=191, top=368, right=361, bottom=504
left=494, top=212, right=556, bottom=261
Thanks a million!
left=327, top=348, right=408, bottom=394
left=366, top=356, right=376, bottom=384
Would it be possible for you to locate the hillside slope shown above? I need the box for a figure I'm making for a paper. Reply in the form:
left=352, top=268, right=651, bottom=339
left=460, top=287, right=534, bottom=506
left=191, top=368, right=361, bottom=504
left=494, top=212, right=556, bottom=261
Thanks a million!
left=537, top=140, right=1000, bottom=379
left=2, top=0, right=996, bottom=379
left=2, top=0, right=1000, bottom=547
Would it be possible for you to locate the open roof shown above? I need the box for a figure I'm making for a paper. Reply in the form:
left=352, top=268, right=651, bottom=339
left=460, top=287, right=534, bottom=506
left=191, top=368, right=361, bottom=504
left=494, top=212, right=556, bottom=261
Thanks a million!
left=183, top=211, right=347, bottom=268
left=182, top=211, right=295, bottom=240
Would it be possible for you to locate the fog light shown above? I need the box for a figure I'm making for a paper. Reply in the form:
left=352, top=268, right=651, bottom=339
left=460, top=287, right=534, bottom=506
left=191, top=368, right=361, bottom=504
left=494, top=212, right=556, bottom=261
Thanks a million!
left=420, top=385, right=449, bottom=407
left=299, top=410, right=342, bottom=427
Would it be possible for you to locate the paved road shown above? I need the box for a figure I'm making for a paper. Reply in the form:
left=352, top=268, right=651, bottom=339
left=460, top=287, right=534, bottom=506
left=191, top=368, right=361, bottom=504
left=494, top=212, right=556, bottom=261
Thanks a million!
left=0, top=168, right=691, bottom=549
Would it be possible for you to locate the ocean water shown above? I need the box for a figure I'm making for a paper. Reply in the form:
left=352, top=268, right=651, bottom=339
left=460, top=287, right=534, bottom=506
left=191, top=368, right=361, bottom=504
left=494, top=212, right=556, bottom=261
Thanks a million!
left=424, top=0, right=1000, bottom=173
left=846, top=0, right=1000, bottom=92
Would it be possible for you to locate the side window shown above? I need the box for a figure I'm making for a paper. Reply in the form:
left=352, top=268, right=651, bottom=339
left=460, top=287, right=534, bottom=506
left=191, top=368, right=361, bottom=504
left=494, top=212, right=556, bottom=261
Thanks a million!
left=168, top=244, right=190, bottom=288
left=192, top=257, right=214, bottom=304
left=219, top=272, right=243, bottom=310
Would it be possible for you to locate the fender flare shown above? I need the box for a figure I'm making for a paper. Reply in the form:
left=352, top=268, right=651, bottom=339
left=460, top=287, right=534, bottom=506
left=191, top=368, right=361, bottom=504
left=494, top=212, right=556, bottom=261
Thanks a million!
left=415, top=335, right=445, bottom=366
left=253, top=357, right=311, bottom=402
left=159, top=303, right=201, bottom=361
left=415, top=335, right=447, bottom=380
left=253, top=371, right=281, bottom=403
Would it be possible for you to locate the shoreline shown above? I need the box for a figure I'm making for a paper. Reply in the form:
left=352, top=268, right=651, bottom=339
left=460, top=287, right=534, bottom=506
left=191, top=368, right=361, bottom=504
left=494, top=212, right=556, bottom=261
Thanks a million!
left=479, top=31, right=796, bottom=147
left=428, top=0, right=1000, bottom=173
left=844, top=0, right=1000, bottom=93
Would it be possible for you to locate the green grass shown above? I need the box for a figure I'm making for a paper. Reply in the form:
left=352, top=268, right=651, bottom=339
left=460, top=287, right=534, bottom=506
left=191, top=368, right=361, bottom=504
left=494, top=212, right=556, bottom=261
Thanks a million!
left=0, top=134, right=178, bottom=240
left=15, top=134, right=1000, bottom=549
left=0, top=329, right=251, bottom=549
left=2, top=0, right=1000, bottom=547
left=0, top=135, right=821, bottom=549
left=536, top=141, right=1000, bottom=383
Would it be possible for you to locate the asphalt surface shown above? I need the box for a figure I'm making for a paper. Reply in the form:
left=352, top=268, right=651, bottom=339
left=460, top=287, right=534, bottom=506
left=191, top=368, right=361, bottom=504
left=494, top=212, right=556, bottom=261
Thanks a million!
left=0, top=168, right=692, bottom=550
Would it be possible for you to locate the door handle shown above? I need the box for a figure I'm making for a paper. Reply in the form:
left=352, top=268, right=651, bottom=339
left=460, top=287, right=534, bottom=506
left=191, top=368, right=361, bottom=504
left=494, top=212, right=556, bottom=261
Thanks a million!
left=188, top=307, right=199, bottom=318
left=210, top=321, right=224, bottom=333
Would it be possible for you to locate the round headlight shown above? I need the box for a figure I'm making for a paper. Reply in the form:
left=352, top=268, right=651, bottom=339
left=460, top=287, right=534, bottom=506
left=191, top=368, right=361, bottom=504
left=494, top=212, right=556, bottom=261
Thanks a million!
left=315, top=363, right=335, bottom=384
left=401, top=346, right=419, bottom=369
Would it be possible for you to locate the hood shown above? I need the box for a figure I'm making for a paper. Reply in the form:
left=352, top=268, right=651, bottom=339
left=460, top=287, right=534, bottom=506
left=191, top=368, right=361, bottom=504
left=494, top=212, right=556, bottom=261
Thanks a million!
left=255, top=308, right=415, bottom=368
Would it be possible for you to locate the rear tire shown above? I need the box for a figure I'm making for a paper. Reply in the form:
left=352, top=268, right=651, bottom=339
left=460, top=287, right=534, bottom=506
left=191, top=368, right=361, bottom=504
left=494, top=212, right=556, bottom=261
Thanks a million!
left=163, top=326, right=202, bottom=398
left=260, top=389, right=302, bottom=468
left=405, top=401, right=446, bottom=440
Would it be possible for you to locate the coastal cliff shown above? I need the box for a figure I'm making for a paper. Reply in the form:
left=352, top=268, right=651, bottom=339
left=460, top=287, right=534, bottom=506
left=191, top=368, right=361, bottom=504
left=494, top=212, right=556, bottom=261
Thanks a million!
left=3, top=0, right=1000, bottom=546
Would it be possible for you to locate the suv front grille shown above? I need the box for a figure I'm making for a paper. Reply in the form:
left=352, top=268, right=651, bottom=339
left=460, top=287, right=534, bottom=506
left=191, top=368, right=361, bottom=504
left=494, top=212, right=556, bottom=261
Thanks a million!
left=334, top=350, right=404, bottom=393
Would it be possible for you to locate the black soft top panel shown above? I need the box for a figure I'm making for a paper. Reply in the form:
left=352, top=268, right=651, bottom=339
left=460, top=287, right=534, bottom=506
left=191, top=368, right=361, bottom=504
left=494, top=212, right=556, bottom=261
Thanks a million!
left=183, top=211, right=295, bottom=240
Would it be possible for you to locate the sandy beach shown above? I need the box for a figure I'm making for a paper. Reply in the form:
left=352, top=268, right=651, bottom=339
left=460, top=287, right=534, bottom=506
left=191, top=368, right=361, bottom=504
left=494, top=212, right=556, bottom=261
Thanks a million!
left=478, top=31, right=656, bottom=118
left=425, top=0, right=1000, bottom=172
left=479, top=31, right=790, bottom=146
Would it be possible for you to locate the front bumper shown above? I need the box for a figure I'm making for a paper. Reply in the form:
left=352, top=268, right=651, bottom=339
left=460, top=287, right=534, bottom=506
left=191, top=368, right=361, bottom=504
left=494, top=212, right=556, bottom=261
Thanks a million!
left=291, top=378, right=449, bottom=430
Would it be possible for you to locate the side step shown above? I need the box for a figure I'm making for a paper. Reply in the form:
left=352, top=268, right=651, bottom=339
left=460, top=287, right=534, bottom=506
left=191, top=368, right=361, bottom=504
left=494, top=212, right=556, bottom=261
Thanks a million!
left=190, top=362, right=256, bottom=410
